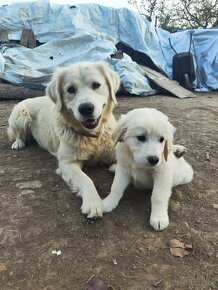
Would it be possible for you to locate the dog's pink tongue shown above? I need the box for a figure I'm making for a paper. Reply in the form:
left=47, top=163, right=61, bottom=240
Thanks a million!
left=86, top=119, right=98, bottom=125
left=83, top=118, right=99, bottom=129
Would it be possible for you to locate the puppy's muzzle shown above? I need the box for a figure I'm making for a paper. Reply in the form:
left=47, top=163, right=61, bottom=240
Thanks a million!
left=147, top=155, right=159, bottom=166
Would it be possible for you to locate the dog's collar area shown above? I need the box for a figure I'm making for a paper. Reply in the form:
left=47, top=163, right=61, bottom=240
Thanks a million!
left=70, top=127, right=99, bottom=138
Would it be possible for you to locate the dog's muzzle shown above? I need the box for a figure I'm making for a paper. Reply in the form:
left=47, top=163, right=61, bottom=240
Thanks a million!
left=78, top=102, right=101, bottom=130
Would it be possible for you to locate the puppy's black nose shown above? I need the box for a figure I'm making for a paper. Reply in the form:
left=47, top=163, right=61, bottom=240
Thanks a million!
left=148, top=156, right=159, bottom=165
left=78, top=102, right=94, bottom=117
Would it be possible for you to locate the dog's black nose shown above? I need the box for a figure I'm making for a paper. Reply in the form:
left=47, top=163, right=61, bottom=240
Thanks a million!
left=148, top=156, right=159, bottom=165
left=78, top=102, right=94, bottom=117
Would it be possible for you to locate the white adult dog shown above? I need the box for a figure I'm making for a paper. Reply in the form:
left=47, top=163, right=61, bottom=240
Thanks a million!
left=8, top=61, right=120, bottom=218
left=102, top=108, right=193, bottom=230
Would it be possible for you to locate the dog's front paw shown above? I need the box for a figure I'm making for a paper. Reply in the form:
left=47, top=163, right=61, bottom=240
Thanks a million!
left=81, top=197, right=103, bottom=219
left=102, top=196, right=118, bottom=213
left=149, top=212, right=169, bottom=231
left=11, top=139, right=25, bottom=150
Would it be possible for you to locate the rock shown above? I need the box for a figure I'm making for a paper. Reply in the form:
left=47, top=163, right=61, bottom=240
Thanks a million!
left=16, top=180, right=42, bottom=189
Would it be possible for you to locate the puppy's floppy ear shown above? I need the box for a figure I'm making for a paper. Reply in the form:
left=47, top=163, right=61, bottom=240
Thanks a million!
left=112, top=114, right=127, bottom=146
left=164, top=121, right=176, bottom=162
left=98, top=62, right=120, bottom=104
left=46, top=67, right=64, bottom=111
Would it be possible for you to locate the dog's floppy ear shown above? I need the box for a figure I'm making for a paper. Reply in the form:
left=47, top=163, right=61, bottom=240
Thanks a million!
left=164, top=121, right=176, bottom=162
left=98, top=62, right=120, bottom=104
left=112, top=114, right=127, bottom=146
left=46, top=67, right=64, bottom=111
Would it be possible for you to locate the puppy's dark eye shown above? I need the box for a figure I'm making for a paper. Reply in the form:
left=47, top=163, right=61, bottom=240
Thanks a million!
left=159, top=136, right=164, bottom=143
left=137, top=135, right=146, bottom=142
left=67, top=86, right=76, bottom=94
left=92, top=81, right=101, bottom=90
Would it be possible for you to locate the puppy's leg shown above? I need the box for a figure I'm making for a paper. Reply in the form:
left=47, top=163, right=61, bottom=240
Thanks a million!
left=8, top=102, right=32, bottom=150
left=150, top=166, right=173, bottom=231
left=102, top=165, right=130, bottom=213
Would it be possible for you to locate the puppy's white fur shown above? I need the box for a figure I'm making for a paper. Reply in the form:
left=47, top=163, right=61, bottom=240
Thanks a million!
left=8, top=61, right=120, bottom=218
left=102, top=108, right=193, bottom=230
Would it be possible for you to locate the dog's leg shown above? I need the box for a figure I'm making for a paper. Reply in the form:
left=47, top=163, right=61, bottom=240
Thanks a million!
left=102, top=165, right=130, bottom=213
left=150, top=166, right=173, bottom=231
left=8, top=102, right=32, bottom=150
left=59, top=159, right=103, bottom=218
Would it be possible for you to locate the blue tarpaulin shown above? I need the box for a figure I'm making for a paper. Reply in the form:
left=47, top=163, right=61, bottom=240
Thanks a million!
left=0, top=1, right=217, bottom=94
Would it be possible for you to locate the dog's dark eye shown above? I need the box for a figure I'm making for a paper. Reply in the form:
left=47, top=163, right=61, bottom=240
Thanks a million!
left=92, top=81, right=101, bottom=90
left=67, top=86, right=76, bottom=94
left=159, top=136, right=164, bottom=143
left=137, top=135, right=146, bottom=142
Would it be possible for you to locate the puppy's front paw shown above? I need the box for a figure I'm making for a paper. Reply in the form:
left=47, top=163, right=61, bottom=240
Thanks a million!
left=102, top=196, right=118, bottom=213
left=173, top=145, right=187, bottom=158
left=81, top=197, right=103, bottom=219
left=149, top=212, right=169, bottom=231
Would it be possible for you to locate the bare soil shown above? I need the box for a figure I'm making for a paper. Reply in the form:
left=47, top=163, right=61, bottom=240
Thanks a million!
left=0, top=89, right=217, bottom=290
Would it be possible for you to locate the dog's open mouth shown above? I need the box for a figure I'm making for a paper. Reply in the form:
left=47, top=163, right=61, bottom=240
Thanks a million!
left=82, top=116, right=101, bottom=129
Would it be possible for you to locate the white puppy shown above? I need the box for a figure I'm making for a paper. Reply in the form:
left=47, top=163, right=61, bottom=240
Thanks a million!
left=102, top=108, right=193, bottom=230
left=8, top=61, right=120, bottom=218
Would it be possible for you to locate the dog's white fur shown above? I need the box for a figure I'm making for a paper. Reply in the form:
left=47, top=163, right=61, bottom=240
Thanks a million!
left=8, top=61, right=120, bottom=218
left=102, top=108, right=193, bottom=230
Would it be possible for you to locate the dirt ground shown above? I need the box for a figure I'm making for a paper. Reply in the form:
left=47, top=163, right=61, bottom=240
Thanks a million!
left=0, top=88, right=217, bottom=290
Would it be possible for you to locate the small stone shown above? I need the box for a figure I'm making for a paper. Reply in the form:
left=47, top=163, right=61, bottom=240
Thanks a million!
left=52, top=250, right=62, bottom=256
left=212, top=204, right=218, bottom=209
left=113, top=259, right=118, bottom=265
left=56, top=250, right=61, bottom=256
left=19, top=189, right=34, bottom=196
left=16, top=180, right=42, bottom=190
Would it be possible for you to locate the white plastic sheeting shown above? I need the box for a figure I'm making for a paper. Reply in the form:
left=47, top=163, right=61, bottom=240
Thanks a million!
left=0, top=1, right=217, bottom=93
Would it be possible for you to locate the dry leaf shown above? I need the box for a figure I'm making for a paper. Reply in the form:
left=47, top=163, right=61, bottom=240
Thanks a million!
left=169, top=239, right=185, bottom=248
left=170, top=247, right=190, bottom=257
left=0, top=265, right=7, bottom=273
left=168, top=239, right=193, bottom=257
